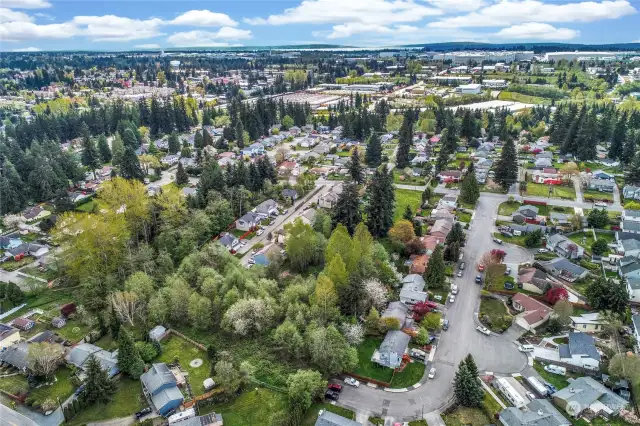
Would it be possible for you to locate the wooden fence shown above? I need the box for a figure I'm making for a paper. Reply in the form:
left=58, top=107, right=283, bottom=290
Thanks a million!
left=167, top=329, right=206, bottom=351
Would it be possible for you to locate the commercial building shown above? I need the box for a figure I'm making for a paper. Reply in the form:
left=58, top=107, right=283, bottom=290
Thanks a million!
left=456, top=83, right=482, bottom=95
left=544, top=51, right=637, bottom=62
left=432, top=51, right=534, bottom=64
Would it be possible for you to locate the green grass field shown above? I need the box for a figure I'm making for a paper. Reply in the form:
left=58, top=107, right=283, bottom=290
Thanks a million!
left=68, top=377, right=145, bottom=426
left=303, top=403, right=356, bottom=425
left=352, top=337, right=394, bottom=383
left=390, top=361, right=425, bottom=388
left=394, top=188, right=423, bottom=223
left=498, top=201, right=521, bottom=216
left=29, top=366, right=75, bottom=405
left=479, top=297, right=512, bottom=333
left=498, top=91, right=552, bottom=105
left=201, top=388, right=289, bottom=426
left=533, top=361, right=572, bottom=390
left=525, top=183, right=576, bottom=200
left=158, top=336, right=212, bottom=395
left=583, top=189, right=614, bottom=201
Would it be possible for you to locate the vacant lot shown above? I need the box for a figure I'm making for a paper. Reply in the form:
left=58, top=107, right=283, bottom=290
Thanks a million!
left=583, top=189, right=614, bottom=201
left=498, top=201, right=521, bottom=216
left=68, top=377, right=145, bottom=426
left=201, top=388, right=288, bottom=426
left=479, top=297, right=512, bottom=333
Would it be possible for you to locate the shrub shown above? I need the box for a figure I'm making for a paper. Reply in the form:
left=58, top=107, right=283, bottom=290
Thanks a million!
left=135, top=342, right=158, bottom=362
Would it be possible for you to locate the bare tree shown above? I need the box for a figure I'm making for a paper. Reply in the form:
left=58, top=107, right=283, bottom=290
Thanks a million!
left=553, top=299, right=574, bottom=325
left=28, top=343, right=64, bottom=378
left=109, top=291, right=142, bottom=326
left=363, top=279, right=388, bottom=311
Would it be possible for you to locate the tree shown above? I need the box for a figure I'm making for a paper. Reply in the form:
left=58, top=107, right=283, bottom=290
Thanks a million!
left=325, top=255, right=349, bottom=293
left=403, top=205, right=414, bottom=221
left=524, top=229, right=543, bottom=247
left=348, top=147, right=364, bottom=184
left=422, top=312, right=442, bottom=331
left=109, top=291, right=141, bottom=327
left=175, top=162, right=189, bottom=186
left=388, top=220, right=416, bottom=244
left=453, top=359, right=483, bottom=407
left=365, top=130, right=382, bottom=167
left=117, top=328, right=144, bottom=379
left=446, top=222, right=465, bottom=246
left=119, top=147, right=145, bottom=181
left=459, top=171, right=480, bottom=205
left=464, top=354, right=479, bottom=378
left=111, top=134, right=125, bottom=166
left=282, top=115, right=294, bottom=130
left=306, top=325, right=358, bottom=375
left=340, top=323, right=365, bottom=346
left=223, top=298, right=275, bottom=336
left=586, top=277, right=629, bottom=312
left=609, top=353, right=640, bottom=382
left=188, top=293, right=213, bottom=330
left=285, top=218, right=325, bottom=272
left=235, top=120, right=245, bottom=148
left=28, top=342, right=64, bottom=378
left=214, top=360, right=241, bottom=393
left=81, top=136, right=101, bottom=178
left=273, top=321, right=304, bottom=359
left=424, top=245, right=445, bottom=288
left=591, top=238, right=609, bottom=255
left=364, top=307, right=381, bottom=335
left=312, top=274, right=339, bottom=324
left=365, top=167, right=395, bottom=237
left=587, top=208, right=608, bottom=228
left=83, top=355, right=117, bottom=405
left=363, top=279, right=388, bottom=311
left=332, top=182, right=362, bottom=234
left=396, top=112, right=413, bottom=168
left=554, top=299, right=574, bottom=325
left=625, top=152, right=640, bottom=186
left=97, top=135, right=112, bottom=163
left=168, top=132, right=180, bottom=154
left=122, top=128, right=138, bottom=149
left=288, top=369, right=326, bottom=424
left=494, top=139, right=518, bottom=190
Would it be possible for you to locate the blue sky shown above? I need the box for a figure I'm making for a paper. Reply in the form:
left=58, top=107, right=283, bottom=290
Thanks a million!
left=1, top=0, right=639, bottom=52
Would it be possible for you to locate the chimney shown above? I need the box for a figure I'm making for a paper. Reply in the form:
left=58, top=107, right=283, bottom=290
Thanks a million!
left=538, top=410, right=544, bottom=416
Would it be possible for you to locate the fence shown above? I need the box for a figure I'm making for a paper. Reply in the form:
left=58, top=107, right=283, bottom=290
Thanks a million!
left=167, top=329, right=206, bottom=351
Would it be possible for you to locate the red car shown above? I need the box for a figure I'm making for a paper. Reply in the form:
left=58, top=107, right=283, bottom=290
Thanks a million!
left=328, top=383, right=343, bottom=392
left=478, top=264, right=485, bottom=272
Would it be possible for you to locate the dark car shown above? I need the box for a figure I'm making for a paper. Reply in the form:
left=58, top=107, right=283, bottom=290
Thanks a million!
left=328, top=383, right=343, bottom=392
left=325, top=390, right=340, bottom=401
left=442, top=319, right=450, bottom=331
left=135, top=407, right=152, bottom=419
left=475, top=275, right=482, bottom=284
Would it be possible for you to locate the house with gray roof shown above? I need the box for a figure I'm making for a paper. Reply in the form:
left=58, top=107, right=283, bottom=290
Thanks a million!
left=588, top=178, right=615, bottom=193
left=381, top=301, right=411, bottom=329
left=66, top=343, right=119, bottom=377
left=512, top=205, right=539, bottom=221
left=558, top=332, right=600, bottom=370
left=236, top=212, right=260, bottom=232
left=0, top=342, right=31, bottom=372
left=623, top=185, right=640, bottom=201
left=622, top=219, right=640, bottom=234
left=255, top=199, right=278, bottom=217
left=141, top=363, right=184, bottom=417
left=627, top=278, right=640, bottom=304
left=509, top=224, right=549, bottom=234
left=315, top=409, right=363, bottom=426
left=618, top=256, right=640, bottom=280
left=218, top=232, right=240, bottom=251
left=546, top=234, right=584, bottom=259
left=499, top=398, right=570, bottom=426
left=549, top=212, right=570, bottom=226
left=371, top=330, right=411, bottom=369
left=619, top=239, right=640, bottom=257
left=632, top=315, right=640, bottom=350
left=399, top=274, right=427, bottom=305
left=553, top=376, right=628, bottom=417
left=540, top=258, right=588, bottom=282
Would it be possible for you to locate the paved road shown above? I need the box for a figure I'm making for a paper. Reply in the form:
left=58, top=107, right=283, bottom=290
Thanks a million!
left=0, top=399, right=50, bottom=426
left=336, top=193, right=529, bottom=422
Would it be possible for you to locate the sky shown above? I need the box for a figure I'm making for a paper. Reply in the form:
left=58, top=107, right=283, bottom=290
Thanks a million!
left=1, top=0, right=639, bottom=52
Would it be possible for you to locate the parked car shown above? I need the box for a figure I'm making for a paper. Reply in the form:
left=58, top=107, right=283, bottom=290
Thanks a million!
left=505, top=267, right=511, bottom=275
left=325, top=390, right=340, bottom=401
left=428, top=368, right=436, bottom=379
left=451, top=285, right=458, bottom=295
left=327, top=383, right=343, bottom=392
left=538, top=248, right=549, bottom=253
left=476, top=326, right=491, bottom=335
left=344, top=377, right=360, bottom=387
left=410, top=348, right=427, bottom=361
left=457, top=271, right=463, bottom=277
left=493, top=238, right=503, bottom=244
left=135, top=407, right=152, bottom=419
left=459, top=262, right=465, bottom=270
left=442, top=319, right=449, bottom=331
left=449, top=295, right=456, bottom=303
left=475, top=275, right=482, bottom=284
left=478, top=264, right=485, bottom=272
left=256, top=229, right=264, bottom=236
left=595, top=201, right=608, bottom=207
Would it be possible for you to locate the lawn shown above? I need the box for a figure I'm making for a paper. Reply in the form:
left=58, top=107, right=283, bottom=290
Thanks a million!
left=201, top=388, right=289, bottom=426
left=478, top=297, right=512, bottom=333
left=158, top=336, right=212, bottom=395
left=394, top=188, right=423, bottom=223
left=532, top=361, right=571, bottom=390
left=93, top=333, right=118, bottom=351
left=20, top=264, right=60, bottom=281
left=498, top=201, right=522, bottom=216
left=568, top=231, right=615, bottom=254
left=29, top=366, right=75, bottom=406
left=303, top=402, right=356, bottom=425
left=583, top=189, right=614, bottom=201
left=492, top=232, right=530, bottom=248
left=67, top=377, right=145, bottom=426
left=497, top=91, right=552, bottom=105
left=54, top=319, right=94, bottom=343
left=525, top=183, right=576, bottom=200
left=75, top=199, right=96, bottom=213
left=352, top=337, right=394, bottom=383
left=0, top=373, right=29, bottom=395
left=443, top=405, right=491, bottom=426
left=457, top=212, right=472, bottom=223
left=394, top=169, right=426, bottom=185
left=390, top=360, right=425, bottom=388
left=0, top=256, right=36, bottom=272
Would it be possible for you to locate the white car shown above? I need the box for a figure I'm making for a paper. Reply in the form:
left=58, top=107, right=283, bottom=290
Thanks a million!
left=476, top=326, right=491, bottom=335
left=449, top=295, right=456, bottom=303
left=256, top=229, right=264, bottom=236
left=595, top=201, right=608, bottom=207
left=457, top=271, right=463, bottom=277
left=537, top=248, right=549, bottom=253
left=344, top=377, right=360, bottom=387
left=428, top=368, right=436, bottom=379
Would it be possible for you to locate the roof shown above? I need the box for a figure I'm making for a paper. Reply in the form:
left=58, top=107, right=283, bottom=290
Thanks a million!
left=379, top=330, right=411, bottom=357
left=547, top=258, right=588, bottom=277
left=633, top=315, right=640, bottom=335
left=628, top=278, right=640, bottom=290
left=621, top=239, right=640, bottom=253
left=512, top=294, right=552, bottom=325
left=589, top=178, right=615, bottom=187
left=0, top=342, right=30, bottom=370
left=282, top=189, right=298, bottom=198
left=238, top=212, right=260, bottom=224
left=518, top=267, right=547, bottom=284
left=315, top=410, right=363, bottom=426
left=625, top=210, right=640, bottom=218
left=218, top=233, right=238, bottom=248
left=12, top=318, right=34, bottom=328
left=518, top=205, right=539, bottom=215
left=553, top=376, right=627, bottom=413
left=381, top=302, right=409, bottom=327
left=66, top=343, right=118, bottom=374
left=256, top=199, right=277, bottom=212
left=430, top=219, right=453, bottom=236
left=400, top=274, right=426, bottom=301
left=150, top=384, right=183, bottom=411
left=178, top=413, right=224, bottom=426
left=409, top=254, right=429, bottom=274
left=500, top=399, right=570, bottom=426
left=0, top=324, right=18, bottom=341
left=623, top=220, right=640, bottom=233
left=141, top=363, right=178, bottom=394
left=568, top=332, right=600, bottom=361
left=28, top=330, right=56, bottom=343
left=569, top=313, right=603, bottom=326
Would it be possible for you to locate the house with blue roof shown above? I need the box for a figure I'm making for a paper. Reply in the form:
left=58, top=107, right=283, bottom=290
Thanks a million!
left=558, top=332, right=600, bottom=370
left=371, top=330, right=411, bottom=369
left=141, top=363, right=184, bottom=417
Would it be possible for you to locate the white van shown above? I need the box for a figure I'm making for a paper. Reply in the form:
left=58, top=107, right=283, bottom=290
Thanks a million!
left=451, top=285, right=459, bottom=295
left=518, top=344, right=535, bottom=352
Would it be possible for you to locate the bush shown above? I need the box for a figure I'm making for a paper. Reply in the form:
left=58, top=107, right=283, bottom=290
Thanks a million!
left=135, top=341, right=158, bottom=362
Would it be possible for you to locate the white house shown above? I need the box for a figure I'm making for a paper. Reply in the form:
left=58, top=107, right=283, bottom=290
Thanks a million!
left=627, top=278, right=640, bottom=303
left=570, top=313, right=605, bottom=333
left=236, top=212, right=260, bottom=232
left=439, top=194, right=458, bottom=208
left=399, top=274, right=427, bottom=305
left=255, top=199, right=278, bottom=217
left=558, top=332, right=601, bottom=370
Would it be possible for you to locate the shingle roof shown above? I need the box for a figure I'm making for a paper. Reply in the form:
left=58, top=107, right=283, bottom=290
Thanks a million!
left=0, top=342, right=30, bottom=370
left=315, top=410, right=363, bottom=426
left=0, top=324, right=18, bottom=342
left=553, top=376, right=627, bottom=414
left=500, top=399, right=570, bottom=426
left=66, top=343, right=118, bottom=374
left=623, top=220, right=640, bottom=233
left=566, top=332, right=600, bottom=361
left=150, top=385, right=183, bottom=412
left=141, top=363, right=178, bottom=395
left=547, top=258, right=588, bottom=277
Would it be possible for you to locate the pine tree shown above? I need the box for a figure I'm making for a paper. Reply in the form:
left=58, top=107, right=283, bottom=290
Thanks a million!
left=625, top=152, right=640, bottom=186
left=464, top=354, right=479, bottom=377
left=111, top=134, right=124, bottom=166
left=365, top=167, right=395, bottom=238
left=396, top=113, right=413, bottom=168
left=81, top=136, right=101, bottom=179
left=494, top=139, right=518, bottom=190
left=609, top=113, right=627, bottom=160
left=82, top=355, right=117, bottom=405
left=424, top=245, right=445, bottom=288
left=235, top=120, right=245, bottom=148
left=117, top=328, right=145, bottom=379
left=119, top=147, right=145, bottom=181
left=453, top=361, right=483, bottom=408
left=365, top=130, right=382, bottom=167
left=459, top=170, right=480, bottom=205
left=168, top=131, right=180, bottom=155
left=122, top=128, right=138, bottom=149
left=575, top=109, right=598, bottom=161
left=403, top=205, right=413, bottom=221
left=332, top=182, right=362, bottom=235
left=446, top=222, right=465, bottom=246
left=175, top=161, right=189, bottom=186
left=349, top=147, right=364, bottom=184
left=97, top=134, right=112, bottom=163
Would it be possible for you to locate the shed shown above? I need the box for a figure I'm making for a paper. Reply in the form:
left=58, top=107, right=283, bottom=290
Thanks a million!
left=12, top=318, right=35, bottom=331
left=149, top=325, right=167, bottom=342
left=52, top=317, right=66, bottom=328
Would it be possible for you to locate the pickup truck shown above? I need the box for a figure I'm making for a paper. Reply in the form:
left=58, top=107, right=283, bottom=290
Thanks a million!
left=476, top=326, right=491, bottom=335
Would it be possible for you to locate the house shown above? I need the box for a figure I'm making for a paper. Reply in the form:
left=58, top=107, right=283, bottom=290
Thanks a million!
left=535, top=152, right=553, bottom=160
left=623, top=185, right=640, bottom=201
left=371, top=330, right=411, bottom=369
left=149, top=325, right=167, bottom=341
left=29, top=330, right=57, bottom=344
left=236, top=212, right=260, bottom=232
left=315, top=409, right=363, bottom=426
left=541, top=258, right=588, bottom=282
left=409, top=254, right=429, bottom=274
left=21, top=206, right=51, bottom=222
left=278, top=161, right=300, bottom=176
left=619, top=256, right=640, bottom=279
left=591, top=170, right=614, bottom=181
left=419, top=235, right=442, bottom=253
left=570, top=313, right=604, bottom=333
left=513, top=205, right=539, bottom=221
left=0, top=342, right=31, bottom=372
left=438, top=170, right=462, bottom=182
left=430, top=207, right=455, bottom=222
left=282, top=189, right=298, bottom=201
left=440, top=194, right=458, bottom=208
left=553, top=376, right=627, bottom=417
left=5, top=242, right=49, bottom=259
left=381, top=302, right=411, bottom=329
left=546, top=234, right=584, bottom=259
left=399, top=274, right=427, bottom=304
left=140, top=363, right=184, bottom=417
left=511, top=293, right=552, bottom=331
left=255, top=199, right=278, bottom=217
left=319, top=185, right=343, bottom=209
left=535, top=158, right=553, bottom=168
left=623, top=210, right=640, bottom=223
left=241, top=143, right=265, bottom=157
left=300, top=208, right=317, bottom=226
left=51, top=317, right=66, bottom=328
left=411, top=154, right=429, bottom=165
left=0, top=324, right=20, bottom=350
left=218, top=232, right=240, bottom=251
left=66, top=343, right=120, bottom=377
left=176, top=412, right=225, bottom=426
left=622, top=219, right=640, bottom=234
left=161, top=154, right=180, bottom=166
left=601, top=374, right=631, bottom=401
left=588, top=178, right=615, bottom=193
left=499, top=399, right=570, bottom=426
left=517, top=267, right=555, bottom=294
left=627, top=278, right=640, bottom=303
left=289, top=126, right=301, bottom=135
left=12, top=318, right=35, bottom=331
left=430, top=219, right=453, bottom=240
left=549, top=212, right=571, bottom=226
left=558, top=332, right=601, bottom=370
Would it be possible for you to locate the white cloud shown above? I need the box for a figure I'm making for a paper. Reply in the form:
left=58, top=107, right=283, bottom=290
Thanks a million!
left=0, top=8, right=34, bottom=23
left=245, top=0, right=442, bottom=25
left=495, top=23, right=579, bottom=40
left=134, top=43, right=161, bottom=49
left=72, top=15, right=164, bottom=41
left=326, top=22, right=421, bottom=38
left=167, top=27, right=252, bottom=47
left=429, top=0, right=636, bottom=29
left=169, top=10, right=237, bottom=27
left=34, top=12, right=55, bottom=21
left=12, top=46, right=41, bottom=52
left=425, top=0, right=486, bottom=12
left=0, top=21, right=77, bottom=42
left=2, top=0, right=51, bottom=9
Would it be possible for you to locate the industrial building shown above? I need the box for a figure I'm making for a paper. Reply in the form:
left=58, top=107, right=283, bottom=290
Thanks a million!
left=431, top=51, right=534, bottom=64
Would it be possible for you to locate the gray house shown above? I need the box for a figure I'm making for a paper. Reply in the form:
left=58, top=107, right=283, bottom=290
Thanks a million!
left=588, top=178, right=615, bottom=193
left=499, top=399, right=570, bottom=426
left=236, top=212, right=260, bottom=232
left=540, top=258, right=588, bottom=282
left=399, top=274, right=427, bottom=304
left=255, top=199, right=278, bottom=217
left=546, top=234, right=584, bottom=259
left=512, top=205, right=539, bottom=222
left=371, top=330, right=411, bottom=369
left=315, top=410, right=363, bottom=426
left=141, top=363, right=184, bottom=417
left=553, top=376, right=628, bottom=417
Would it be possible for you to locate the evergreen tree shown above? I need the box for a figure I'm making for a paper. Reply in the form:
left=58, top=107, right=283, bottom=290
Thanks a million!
left=446, top=222, right=465, bottom=246
left=82, top=135, right=101, bottom=177
left=396, top=113, right=413, bottom=168
left=625, top=152, right=640, bottom=186
left=575, top=109, right=598, bottom=161
left=0, top=161, right=27, bottom=215
left=365, top=167, right=395, bottom=238
left=235, top=120, right=245, bottom=148
left=464, top=354, right=479, bottom=378
left=403, top=205, right=413, bottom=221
left=494, top=139, right=517, bottom=190
left=111, top=134, right=125, bottom=166
left=423, top=245, right=445, bottom=288
left=117, top=328, right=145, bottom=379
left=82, top=355, right=117, bottom=405
left=168, top=132, right=180, bottom=155
left=119, top=147, right=145, bottom=181
left=459, top=170, right=480, bottom=205
left=365, top=130, right=382, bottom=167
left=332, top=182, right=362, bottom=235
left=97, top=134, right=112, bottom=163
left=348, top=147, right=364, bottom=184
left=609, top=113, right=627, bottom=160
left=122, top=128, right=138, bottom=149
left=175, top=161, right=189, bottom=186
left=453, top=361, right=483, bottom=407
